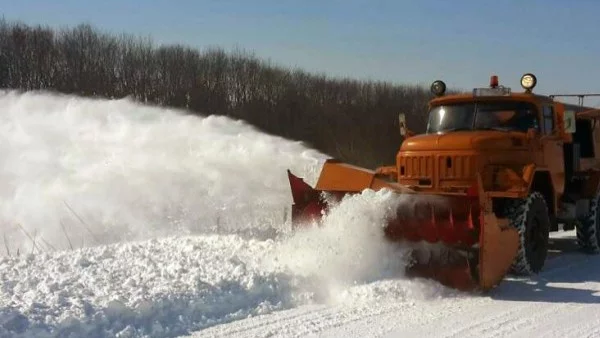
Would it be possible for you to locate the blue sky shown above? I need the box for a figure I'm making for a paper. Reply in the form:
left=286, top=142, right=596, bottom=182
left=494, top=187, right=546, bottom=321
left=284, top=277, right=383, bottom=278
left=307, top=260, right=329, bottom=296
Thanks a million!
left=2, top=0, right=600, bottom=104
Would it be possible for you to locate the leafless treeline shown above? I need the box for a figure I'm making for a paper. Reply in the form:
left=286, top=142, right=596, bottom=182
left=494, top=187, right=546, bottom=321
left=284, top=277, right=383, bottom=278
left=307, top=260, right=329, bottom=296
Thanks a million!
left=0, top=20, right=435, bottom=167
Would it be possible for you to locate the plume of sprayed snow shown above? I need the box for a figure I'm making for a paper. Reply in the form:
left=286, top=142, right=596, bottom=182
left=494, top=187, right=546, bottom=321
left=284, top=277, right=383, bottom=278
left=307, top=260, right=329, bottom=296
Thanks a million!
left=0, top=90, right=327, bottom=254
left=264, top=189, right=434, bottom=303
left=276, top=189, right=408, bottom=281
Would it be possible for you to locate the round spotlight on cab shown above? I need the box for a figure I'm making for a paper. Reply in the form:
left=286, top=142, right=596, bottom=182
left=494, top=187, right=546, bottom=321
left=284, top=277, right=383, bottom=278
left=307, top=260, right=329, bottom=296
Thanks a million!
left=431, top=80, right=446, bottom=96
left=520, top=73, right=537, bottom=91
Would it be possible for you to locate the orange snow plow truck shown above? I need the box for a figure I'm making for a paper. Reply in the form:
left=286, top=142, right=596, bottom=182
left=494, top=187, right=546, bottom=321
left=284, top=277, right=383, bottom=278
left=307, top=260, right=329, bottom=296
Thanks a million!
left=287, top=73, right=600, bottom=292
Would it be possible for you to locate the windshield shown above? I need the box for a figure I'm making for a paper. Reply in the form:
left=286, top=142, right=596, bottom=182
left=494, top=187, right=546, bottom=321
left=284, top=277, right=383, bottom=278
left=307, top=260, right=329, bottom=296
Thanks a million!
left=426, top=101, right=539, bottom=134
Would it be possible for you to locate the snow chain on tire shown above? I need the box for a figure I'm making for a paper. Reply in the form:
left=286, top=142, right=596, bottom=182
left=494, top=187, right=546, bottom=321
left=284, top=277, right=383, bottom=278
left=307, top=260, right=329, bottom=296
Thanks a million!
left=576, top=192, right=600, bottom=254
left=505, top=191, right=550, bottom=275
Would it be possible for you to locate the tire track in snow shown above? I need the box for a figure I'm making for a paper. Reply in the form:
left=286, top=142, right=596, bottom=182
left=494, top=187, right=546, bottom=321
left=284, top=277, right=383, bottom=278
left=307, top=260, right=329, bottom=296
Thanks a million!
left=195, top=301, right=408, bottom=337
left=529, top=305, right=600, bottom=338
left=442, top=302, right=571, bottom=338
left=380, top=242, right=600, bottom=338
left=192, top=288, right=471, bottom=338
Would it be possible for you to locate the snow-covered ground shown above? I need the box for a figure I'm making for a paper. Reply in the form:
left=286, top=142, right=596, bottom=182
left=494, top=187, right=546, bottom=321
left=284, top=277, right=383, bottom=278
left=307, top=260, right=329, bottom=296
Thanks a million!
left=195, top=230, right=600, bottom=338
left=0, top=91, right=599, bottom=338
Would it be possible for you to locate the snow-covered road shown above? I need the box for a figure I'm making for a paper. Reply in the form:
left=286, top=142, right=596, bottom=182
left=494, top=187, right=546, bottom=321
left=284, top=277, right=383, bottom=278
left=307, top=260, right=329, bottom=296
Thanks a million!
left=194, top=231, right=600, bottom=338
left=0, top=91, right=599, bottom=338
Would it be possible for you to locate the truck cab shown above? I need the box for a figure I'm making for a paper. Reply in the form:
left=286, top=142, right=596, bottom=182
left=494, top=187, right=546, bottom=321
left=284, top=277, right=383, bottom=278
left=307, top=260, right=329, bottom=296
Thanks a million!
left=397, top=74, right=600, bottom=273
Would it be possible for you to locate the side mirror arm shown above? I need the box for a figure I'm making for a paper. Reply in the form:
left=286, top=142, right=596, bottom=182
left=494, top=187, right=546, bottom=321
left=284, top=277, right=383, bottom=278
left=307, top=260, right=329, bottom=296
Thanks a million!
left=401, top=127, right=416, bottom=138
left=399, top=113, right=415, bottom=138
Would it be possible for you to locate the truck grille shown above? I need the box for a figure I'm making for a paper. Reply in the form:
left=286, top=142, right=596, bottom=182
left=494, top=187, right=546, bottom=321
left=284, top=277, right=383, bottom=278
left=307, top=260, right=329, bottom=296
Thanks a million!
left=400, top=155, right=434, bottom=179
left=439, top=155, right=476, bottom=180
left=400, top=154, right=476, bottom=186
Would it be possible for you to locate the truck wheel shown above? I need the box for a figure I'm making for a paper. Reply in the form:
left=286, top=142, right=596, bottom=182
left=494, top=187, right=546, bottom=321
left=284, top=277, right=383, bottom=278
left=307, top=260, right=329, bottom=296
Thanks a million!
left=576, top=194, right=600, bottom=253
left=505, top=192, right=550, bottom=275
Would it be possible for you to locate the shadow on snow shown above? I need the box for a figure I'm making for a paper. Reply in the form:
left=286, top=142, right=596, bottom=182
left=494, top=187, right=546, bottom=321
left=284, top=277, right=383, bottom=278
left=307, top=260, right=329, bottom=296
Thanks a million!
left=489, top=233, right=600, bottom=304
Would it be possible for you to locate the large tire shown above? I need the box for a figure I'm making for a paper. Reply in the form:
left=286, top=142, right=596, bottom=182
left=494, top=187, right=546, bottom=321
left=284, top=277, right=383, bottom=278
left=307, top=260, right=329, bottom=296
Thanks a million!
left=504, top=192, right=551, bottom=275
left=576, top=193, right=600, bottom=253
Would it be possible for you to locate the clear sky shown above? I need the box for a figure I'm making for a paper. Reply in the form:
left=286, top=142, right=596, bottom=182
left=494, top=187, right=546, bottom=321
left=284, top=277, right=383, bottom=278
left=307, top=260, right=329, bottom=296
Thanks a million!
left=2, top=0, right=600, bottom=104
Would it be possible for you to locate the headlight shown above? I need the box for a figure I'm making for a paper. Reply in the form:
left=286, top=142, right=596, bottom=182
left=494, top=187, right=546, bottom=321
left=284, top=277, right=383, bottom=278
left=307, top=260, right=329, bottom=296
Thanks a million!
left=520, top=73, right=537, bottom=91
left=431, top=80, right=446, bottom=96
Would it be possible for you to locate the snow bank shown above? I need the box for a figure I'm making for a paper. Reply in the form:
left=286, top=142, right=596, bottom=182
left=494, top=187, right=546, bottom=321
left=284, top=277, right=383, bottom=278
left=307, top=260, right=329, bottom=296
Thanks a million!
left=0, top=191, right=453, bottom=338
left=0, top=235, right=292, bottom=337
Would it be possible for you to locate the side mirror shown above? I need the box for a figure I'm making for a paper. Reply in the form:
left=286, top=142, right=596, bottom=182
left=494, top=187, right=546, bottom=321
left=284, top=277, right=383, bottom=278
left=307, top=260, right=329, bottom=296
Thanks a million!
left=563, top=110, right=576, bottom=134
left=399, top=113, right=407, bottom=136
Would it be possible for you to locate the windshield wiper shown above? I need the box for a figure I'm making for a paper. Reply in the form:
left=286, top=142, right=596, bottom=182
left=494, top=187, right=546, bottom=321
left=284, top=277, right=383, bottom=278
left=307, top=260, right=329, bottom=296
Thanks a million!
left=442, top=127, right=472, bottom=132
left=476, top=127, right=512, bottom=132
left=436, top=126, right=513, bottom=133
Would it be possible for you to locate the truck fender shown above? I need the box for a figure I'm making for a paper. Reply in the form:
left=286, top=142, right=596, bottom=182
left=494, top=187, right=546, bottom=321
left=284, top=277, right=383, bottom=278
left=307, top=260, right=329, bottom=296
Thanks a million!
left=522, top=165, right=556, bottom=216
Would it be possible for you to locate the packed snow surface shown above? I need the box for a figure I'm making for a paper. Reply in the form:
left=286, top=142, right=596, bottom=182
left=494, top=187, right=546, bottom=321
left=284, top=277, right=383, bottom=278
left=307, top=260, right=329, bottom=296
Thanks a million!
left=1, top=90, right=599, bottom=338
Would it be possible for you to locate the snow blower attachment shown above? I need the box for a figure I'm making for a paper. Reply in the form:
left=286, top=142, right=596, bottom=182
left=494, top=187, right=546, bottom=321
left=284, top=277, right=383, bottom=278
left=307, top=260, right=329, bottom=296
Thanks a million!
left=288, top=74, right=600, bottom=292
left=287, top=161, right=519, bottom=291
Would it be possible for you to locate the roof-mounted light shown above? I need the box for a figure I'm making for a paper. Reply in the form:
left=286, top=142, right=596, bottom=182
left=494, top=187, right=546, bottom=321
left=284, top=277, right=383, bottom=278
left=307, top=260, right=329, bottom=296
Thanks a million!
left=520, top=73, right=537, bottom=92
left=431, top=80, right=446, bottom=97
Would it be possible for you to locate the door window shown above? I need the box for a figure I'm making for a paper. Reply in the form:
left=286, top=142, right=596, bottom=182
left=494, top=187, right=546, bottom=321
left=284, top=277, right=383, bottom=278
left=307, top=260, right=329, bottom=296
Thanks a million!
left=542, top=105, right=554, bottom=135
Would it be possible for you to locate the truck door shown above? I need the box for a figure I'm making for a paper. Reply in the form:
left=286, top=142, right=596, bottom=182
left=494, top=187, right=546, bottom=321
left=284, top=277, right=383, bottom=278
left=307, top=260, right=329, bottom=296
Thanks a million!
left=541, top=103, right=565, bottom=195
